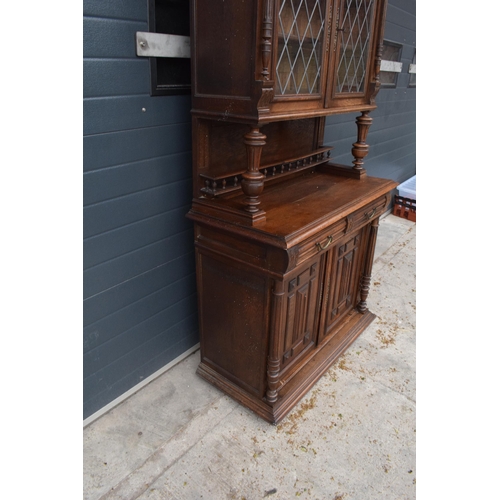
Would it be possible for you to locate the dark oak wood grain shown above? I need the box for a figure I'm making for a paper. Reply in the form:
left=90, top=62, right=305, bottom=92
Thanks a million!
left=187, top=0, right=394, bottom=423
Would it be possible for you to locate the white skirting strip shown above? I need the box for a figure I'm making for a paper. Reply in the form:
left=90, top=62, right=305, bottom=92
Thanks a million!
left=83, top=343, right=200, bottom=428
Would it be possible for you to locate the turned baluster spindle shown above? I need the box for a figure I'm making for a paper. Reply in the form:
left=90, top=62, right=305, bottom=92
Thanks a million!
left=358, top=217, right=379, bottom=314
left=261, top=1, right=273, bottom=81
left=266, top=280, right=284, bottom=404
left=352, top=111, right=373, bottom=173
left=370, top=42, right=384, bottom=104
left=241, top=127, right=266, bottom=213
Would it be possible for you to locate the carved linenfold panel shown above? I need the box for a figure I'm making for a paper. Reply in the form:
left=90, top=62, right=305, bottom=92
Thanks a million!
left=336, top=250, right=353, bottom=311
left=282, top=260, right=321, bottom=367
left=293, top=283, right=309, bottom=343
left=322, top=230, right=366, bottom=336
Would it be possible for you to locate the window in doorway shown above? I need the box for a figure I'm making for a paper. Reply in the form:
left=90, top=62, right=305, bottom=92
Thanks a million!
left=379, top=40, right=403, bottom=88
left=408, top=50, right=416, bottom=88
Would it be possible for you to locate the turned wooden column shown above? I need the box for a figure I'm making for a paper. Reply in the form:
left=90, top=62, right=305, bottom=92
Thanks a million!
left=358, top=217, right=380, bottom=314
left=266, top=280, right=284, bottom=404
left=261, top=0, right=273, bottom=81
left=351, top=111, right=373, bottom=174
left=241, top=127, right=266, bottom=214
left=369, top=41, right=383, bottom=104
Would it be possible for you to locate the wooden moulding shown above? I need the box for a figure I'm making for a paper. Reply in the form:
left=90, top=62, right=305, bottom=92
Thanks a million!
left=199, top=147, right=333, bottom=198
left=189, top=172, right=396, bottom=234
left=197, top=309, right=376, bottom=424
left=318, top=162, right=367, bottom=179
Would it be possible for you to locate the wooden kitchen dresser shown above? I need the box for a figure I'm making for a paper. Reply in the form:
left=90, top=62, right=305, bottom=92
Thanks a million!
left=187, top=0, right=397, bottom=423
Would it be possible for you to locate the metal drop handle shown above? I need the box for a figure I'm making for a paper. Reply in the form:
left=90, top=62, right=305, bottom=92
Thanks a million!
left=316, top=235, right=333, bottom=252
left=365, top=207, right=377, bottom=220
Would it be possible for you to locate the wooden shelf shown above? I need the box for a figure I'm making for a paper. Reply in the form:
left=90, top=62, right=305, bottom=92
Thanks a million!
left=200, top=146, right=332, bottom=198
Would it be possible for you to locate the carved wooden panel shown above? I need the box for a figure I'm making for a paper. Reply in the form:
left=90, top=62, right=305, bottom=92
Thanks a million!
left=282, top=257, right=321, bottom=367
left=320, top=228, right=367, bottom=340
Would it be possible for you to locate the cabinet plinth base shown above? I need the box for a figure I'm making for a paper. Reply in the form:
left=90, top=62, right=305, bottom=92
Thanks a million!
left=197, top=309, right=376, bottom=424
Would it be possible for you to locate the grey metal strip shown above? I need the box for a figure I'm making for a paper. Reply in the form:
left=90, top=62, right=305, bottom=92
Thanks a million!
left=136, top=32, right=191, bottom=58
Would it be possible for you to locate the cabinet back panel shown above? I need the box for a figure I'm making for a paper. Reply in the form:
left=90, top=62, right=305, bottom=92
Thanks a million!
left=205, top=119, right=318, bottom=178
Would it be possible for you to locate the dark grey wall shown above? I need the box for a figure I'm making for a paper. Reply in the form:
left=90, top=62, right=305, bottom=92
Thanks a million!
left=83, top=0, right=198, bottom=419
left=83, top=0, right=416, bottom=421
left=324, top=0, right=416, bottom=184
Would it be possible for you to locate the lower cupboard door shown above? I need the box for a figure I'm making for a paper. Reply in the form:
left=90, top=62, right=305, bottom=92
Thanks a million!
left=319, top=227, right=368, bottom=342
left=280, top=255, right=323, bottom=369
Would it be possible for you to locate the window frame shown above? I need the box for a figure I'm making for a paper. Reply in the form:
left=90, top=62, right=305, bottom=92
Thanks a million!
left=148, top=0, right=191, bottom=97
left=379, top=39, right=403, bottom=89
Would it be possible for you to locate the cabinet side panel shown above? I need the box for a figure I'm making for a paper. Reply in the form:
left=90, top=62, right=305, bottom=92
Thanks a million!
left=193, top=0, right=255, bottom=97
left=197, top=252, right=269, bottom=397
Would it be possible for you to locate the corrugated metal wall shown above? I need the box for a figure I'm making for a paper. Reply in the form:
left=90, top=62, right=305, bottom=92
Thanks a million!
left=83, top=0, right=416, bottom=421
left=83, top=0, right=198, bottom=419
left=324, top=0, right=416, bottom=184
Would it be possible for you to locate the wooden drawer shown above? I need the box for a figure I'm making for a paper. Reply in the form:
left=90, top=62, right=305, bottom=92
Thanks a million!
left=345, top=194, right=389, bottom=234
left=295, top=194, right=389, bottom=268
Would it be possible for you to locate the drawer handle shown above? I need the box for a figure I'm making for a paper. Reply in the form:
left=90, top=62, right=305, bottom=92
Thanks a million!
left=316, top=235, right=333, bottom=251
left=365, top=207, right=377, bottom=220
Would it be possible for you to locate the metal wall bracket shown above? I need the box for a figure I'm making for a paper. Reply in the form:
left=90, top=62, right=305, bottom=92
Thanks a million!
left=380, top=60, right=403, bottom=73
left=135, top=32, right=190, bottom=58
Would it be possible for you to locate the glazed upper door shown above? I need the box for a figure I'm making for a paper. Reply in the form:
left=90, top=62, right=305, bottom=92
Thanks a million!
left=269, top=0, right=385, bottom=117
left=273, top=0, right=332, bottom=101
left=324, top=0, right=382, bottom=109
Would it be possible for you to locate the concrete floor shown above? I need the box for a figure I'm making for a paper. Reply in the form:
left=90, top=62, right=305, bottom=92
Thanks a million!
left=84, top=214, right=416, bottom=500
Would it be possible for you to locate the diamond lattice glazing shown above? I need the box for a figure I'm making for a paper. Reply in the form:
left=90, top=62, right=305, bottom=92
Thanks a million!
left=335, top=0, right=375, bottom=93
left=276, top=0, right=326, bottom=95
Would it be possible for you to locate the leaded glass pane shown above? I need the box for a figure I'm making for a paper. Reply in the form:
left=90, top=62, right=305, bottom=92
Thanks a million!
left=335, top=0, right=375, bottom=93
left=276, top=0, right=327, bottom=95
